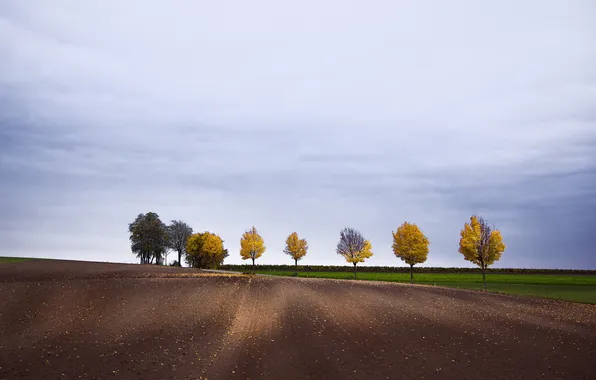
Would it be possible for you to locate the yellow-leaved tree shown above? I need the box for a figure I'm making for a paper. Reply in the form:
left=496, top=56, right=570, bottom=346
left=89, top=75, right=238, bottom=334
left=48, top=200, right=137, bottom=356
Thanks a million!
left=240, top=226, right=266, bottom=271
left=392, top=222, right=429, bottom=283
left=185, top=232, right=227, bottom=269
left=284, top=232, right=309, bottom=267
left=459, top=215, right=506, bottom=289
left=336, top=227, right=373, bottom=278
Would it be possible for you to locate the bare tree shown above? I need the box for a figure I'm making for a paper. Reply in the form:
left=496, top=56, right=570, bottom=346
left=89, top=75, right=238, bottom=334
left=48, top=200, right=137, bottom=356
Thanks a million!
left=475, top=217, right=493, bottom=289
left=459, top=215, right=506, bottom=290
left=167, top=220, right=193, bottom=267
left=336, top=227, right=372, bottom=278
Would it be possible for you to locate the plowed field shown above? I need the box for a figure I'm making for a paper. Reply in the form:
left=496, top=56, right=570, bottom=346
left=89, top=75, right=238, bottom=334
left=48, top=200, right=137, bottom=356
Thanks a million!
left=1, top=260, right=594, bottom=379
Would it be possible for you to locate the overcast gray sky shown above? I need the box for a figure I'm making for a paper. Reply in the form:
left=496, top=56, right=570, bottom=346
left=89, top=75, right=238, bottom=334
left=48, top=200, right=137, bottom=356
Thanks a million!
left=1, top=0, right=595, bottom=268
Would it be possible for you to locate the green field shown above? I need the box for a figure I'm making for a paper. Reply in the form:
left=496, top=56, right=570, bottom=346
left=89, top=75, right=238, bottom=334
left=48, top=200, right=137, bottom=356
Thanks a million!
left=257, top=271, right=596, bottom=304
left=0, top=257, right=32, bottom=263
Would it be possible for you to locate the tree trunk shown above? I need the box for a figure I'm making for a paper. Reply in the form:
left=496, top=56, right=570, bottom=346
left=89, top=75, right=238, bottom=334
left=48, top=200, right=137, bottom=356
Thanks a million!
left=177, top=249, right=182, bottom=267
left=353, top=262, right=357, bottom=279
left=252, top=257, right=255, bottom=273
left=410, top=264, right=414, bottom=283
left=295, top=258, right=297, bottom=267
left=482, top=265, right=487, bottom=290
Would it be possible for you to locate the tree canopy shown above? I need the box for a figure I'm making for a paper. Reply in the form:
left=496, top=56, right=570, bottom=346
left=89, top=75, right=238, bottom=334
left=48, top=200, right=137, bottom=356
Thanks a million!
left=392, top=222, right=429, bottom=282
left=240, top=226, right=266, bottom=268
left=459, top=215, right=506, bottom=289
left=283, top=232, right=308, bottom=266
left=128, top=212, right=169, bottom=265
left=185, top=232, right=227, bottom=269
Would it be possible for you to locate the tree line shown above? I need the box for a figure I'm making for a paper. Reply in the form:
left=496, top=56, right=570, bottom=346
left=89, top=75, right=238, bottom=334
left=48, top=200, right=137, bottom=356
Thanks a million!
left=219, top=265, right=596, bottom=275
left=128, top=213, right=228, bottom=268
left=128, top=213, right=506, bottom=289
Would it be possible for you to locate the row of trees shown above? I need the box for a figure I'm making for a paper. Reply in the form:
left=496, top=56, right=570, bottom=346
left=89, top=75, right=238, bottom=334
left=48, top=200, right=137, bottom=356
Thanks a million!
left=128, top=213, right=506, bottom=289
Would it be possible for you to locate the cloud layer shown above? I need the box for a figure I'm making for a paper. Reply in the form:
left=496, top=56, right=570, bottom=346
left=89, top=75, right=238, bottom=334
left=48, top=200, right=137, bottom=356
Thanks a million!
left=1, top=0, right=595, bottom=268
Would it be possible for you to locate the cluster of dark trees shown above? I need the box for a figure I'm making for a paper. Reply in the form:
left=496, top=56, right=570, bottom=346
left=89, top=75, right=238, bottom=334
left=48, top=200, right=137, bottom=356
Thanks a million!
left=128, top=212, right=227, bottom=268
left=128, top=212, right=170, bottom=265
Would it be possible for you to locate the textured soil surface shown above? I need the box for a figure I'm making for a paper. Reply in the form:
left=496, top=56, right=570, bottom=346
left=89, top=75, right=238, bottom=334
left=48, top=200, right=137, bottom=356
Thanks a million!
left=1, top=260, right=595, bottom=380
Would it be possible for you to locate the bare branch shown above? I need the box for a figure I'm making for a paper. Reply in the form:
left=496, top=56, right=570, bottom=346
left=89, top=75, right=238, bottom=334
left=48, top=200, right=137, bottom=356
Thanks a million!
left=336, top=227, right=365, bottom=260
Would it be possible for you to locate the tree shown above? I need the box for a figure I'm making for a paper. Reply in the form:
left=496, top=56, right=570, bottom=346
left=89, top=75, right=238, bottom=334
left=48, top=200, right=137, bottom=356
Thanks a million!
left=392, top=222, right=429, bottom=283
left=128, top=212, right=169, bottom=265
left=167, top=220, right=193, bottom=267
left=336, top=227, right=373, bottom=278
left=185, top=232, right=227, bottom=269
left=459, top=215, right=506, bottom=289
left=201, top=233, right=226, bottom=269
left=239, top=226, right=266, bottom=271
left=283, top=232, right=309, bottom=267
left=220, top=248, right=229, bottom=265
left=185, top=234, right=203, bottom=268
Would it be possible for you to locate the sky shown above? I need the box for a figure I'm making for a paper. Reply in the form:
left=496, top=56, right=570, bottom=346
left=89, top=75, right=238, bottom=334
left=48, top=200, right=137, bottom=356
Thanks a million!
left=1, top=0, right=595, bottom=269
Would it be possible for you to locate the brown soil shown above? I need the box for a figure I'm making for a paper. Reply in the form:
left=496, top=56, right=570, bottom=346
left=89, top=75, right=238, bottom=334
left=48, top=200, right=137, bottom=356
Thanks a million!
left=1, top=259, right=594, bottom=380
